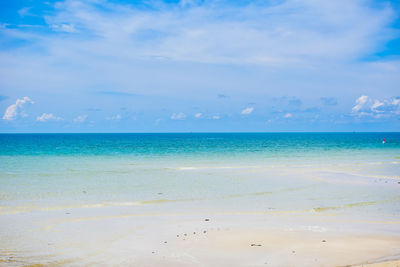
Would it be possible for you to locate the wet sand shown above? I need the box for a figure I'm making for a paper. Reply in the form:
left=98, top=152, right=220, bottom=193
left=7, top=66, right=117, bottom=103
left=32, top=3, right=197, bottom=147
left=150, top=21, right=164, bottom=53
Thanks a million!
left=1, top=210, right=400, bottom=266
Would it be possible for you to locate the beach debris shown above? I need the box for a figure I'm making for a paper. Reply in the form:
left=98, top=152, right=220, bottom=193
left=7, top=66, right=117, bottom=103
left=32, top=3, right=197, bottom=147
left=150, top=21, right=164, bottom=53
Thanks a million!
left=322, top=240, right=326, bottom=242
left=65, top=212, right=70, bottom=214
left=251, top=244, right=262, bottom=247
left=83, top=191, right=86, bottom=194
left=158, top=192, right=163, bottom=195
left=164, top=241, right=167, bottom=244
left=398, top=182, right=400, bottom=184
left=193, top=232, right=196, bottom=234
left=184, top=233, right=187, bottom=236
left=292, top=251, right=295, bottom=253
left=177, top=235, right=179, bottom=237
left=205, top=219, right=210, bottom=221
left=203, top=230, right=207, bottom=233
left=152, top=251, right=155, bottom=254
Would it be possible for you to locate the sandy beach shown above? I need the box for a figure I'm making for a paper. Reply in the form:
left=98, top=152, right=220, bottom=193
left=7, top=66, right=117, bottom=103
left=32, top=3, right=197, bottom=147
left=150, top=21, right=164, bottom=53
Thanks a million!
left=1, top=209, right=400, bottom=266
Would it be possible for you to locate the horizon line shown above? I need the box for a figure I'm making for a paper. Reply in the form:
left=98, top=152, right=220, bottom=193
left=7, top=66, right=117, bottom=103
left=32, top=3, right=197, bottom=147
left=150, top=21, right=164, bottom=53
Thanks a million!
left=0, top=131, right=399, bottom=134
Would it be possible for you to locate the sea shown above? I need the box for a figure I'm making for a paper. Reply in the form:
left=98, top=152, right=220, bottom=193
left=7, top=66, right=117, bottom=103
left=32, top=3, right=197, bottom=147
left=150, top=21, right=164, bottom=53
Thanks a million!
left=0, top=132, right=399, bottom=216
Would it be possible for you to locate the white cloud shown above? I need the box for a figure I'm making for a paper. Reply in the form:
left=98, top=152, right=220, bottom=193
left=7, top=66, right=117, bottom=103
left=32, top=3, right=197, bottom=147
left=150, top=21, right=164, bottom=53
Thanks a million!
left=73, top=114, right=88, bottom=123
left=350, top=96, right=400, bottom=118
left=352, top=95, right=369, bottom=112
left=18, top=7, right=32, bottom=17
left=2, top=96, right=34, bottom=121
left=212, top=115, right=220, bottom=120
left=36, top=113, right=63, bottom=122
left=194, top=112, right=202, bottom=118
left=392, top=98, right=400, bottom=106
left=371, top=100, right=384, bottom=112
left=241, top=107, right=254, bottom=115
left=106, top=114, right=121, bottom=120
left=171, top=112, right=186, bottom=120
left=284, top=113, right=292, bottom=118
left=51, top=24, right=76, bottom=33
left=37, top=0, right=396, bottom=65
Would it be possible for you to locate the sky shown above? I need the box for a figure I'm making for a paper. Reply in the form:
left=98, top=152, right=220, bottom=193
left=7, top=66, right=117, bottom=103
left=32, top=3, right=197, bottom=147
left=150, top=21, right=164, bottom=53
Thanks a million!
left=0, top=0, right=399, bottom=133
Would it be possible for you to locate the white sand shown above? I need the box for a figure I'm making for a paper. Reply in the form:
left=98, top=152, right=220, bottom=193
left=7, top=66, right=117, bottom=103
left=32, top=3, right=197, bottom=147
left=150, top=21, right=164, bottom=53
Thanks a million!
left=1, top=210, right=400, bottom=266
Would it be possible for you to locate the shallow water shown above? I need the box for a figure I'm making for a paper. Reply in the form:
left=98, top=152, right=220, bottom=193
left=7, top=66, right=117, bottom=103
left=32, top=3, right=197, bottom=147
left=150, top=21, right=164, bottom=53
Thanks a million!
left=0, top=133, right=399, bottom=213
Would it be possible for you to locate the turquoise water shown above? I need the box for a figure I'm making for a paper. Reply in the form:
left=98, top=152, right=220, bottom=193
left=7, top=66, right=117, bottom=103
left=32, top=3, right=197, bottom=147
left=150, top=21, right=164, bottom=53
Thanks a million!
left=1, top=133, right=399, bottom=157
left=0, top=133, right=399, bottom=216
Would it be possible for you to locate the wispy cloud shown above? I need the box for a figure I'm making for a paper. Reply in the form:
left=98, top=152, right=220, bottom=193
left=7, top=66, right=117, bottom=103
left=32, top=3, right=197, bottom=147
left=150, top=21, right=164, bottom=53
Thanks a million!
left=2, top=97, right=34, bottom=121
left=212, top=115, right=220, bottom=120
left=30, top=0, right=397, bottom=65
left=371, top=100, right=384, bottom=112
left=36, top=113, right=63, bottom=122
left=106, top=114, right=121, bottom=121
left=73, top=114, right=88, bottom=123
left=352, top=95, right=369, bottom=112
left=241, top=107, right=254, bottom=115
left=194, top=112, right=202, bottom=118
left=171, top=112, right=186, bottom=120
left=50, top=23, right=76, bottom=33
left=284, top=113, right=292, bottom=118
left=18, top=7, right=33, bottom=17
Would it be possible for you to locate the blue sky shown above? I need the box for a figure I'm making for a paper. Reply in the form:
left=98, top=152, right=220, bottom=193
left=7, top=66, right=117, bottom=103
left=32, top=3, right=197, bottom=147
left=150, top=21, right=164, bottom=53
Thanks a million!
left=0, top=0, right=399, bottom=132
